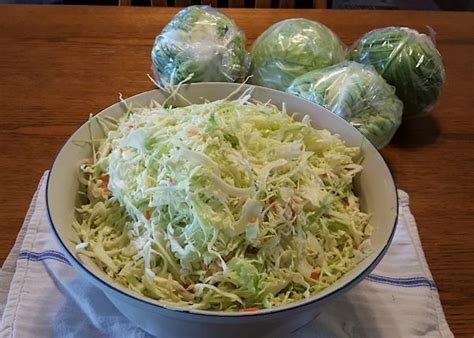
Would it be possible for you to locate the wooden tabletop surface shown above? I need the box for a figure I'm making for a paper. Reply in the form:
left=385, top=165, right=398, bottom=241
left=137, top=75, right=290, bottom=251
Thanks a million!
left=0, top=4, right=473, bottom=336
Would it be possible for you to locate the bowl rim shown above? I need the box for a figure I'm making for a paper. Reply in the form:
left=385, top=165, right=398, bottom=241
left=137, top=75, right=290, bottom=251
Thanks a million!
left=46, top=83, right=398, bottom=318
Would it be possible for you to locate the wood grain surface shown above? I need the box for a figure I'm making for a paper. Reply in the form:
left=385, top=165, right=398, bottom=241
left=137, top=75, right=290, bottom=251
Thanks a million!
left=0, top=5, right=473, bottom=336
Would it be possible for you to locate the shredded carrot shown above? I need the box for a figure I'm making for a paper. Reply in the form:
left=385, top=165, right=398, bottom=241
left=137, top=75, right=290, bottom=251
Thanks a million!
left=145, top=210, right=151, bottom=220
left=311, top=271, right=320, bottom=280
left=239, top=307, right=259, bottom=312
left=249, top=216, right=257, bottom=223
left=101, top=174, right=110, bottom=186
left=290, top=207, right=296, bottom=219
left=292, top=196, right=303, bottom=203
left=187, top=128, right=199, bottom=136
left=271, top=203, right=281, bottom=213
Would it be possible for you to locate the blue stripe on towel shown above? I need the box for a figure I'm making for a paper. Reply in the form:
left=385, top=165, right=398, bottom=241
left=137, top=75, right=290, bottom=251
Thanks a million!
left=366, top=274, right=437, bottom=290
left=18, top=250, right=71, bottom=266
left=16, top=250, right=437, bottom=290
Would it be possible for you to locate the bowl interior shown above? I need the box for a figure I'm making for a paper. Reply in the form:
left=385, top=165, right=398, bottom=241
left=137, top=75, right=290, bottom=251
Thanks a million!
left=47, top=83, right=397, bottom=315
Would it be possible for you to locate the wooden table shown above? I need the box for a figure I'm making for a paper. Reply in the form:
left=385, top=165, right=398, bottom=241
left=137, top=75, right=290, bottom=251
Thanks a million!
left=0, top=4, right=473, bottom=336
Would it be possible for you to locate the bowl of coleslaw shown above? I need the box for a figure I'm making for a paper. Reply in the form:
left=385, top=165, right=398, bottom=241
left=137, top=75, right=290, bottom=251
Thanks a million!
left=46, top=83, right=397, bottom=338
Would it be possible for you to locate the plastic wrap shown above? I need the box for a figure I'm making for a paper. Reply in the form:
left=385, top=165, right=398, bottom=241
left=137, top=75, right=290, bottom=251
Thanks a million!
left=287, top=61, right=403, bottom=149
left=249, top=19, right=345, bottom=91
left=151, top=6, right=249, bottom=86
left=348, top=27, right=445, bottom=119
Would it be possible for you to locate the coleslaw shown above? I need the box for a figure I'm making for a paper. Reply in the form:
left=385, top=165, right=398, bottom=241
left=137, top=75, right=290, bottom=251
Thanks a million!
left=73, top=91, right=372, bottom=311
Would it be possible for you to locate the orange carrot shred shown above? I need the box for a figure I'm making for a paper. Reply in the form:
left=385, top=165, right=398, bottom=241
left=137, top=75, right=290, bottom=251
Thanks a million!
left=101, top=174, right=109, bottom=185
left=239, top=307, right=259, bottom=312
left=311, top=271, right=320, bottom=280
left=187, top=128, right=199, bottom=136
left=290, top=207, right=296, bottom=219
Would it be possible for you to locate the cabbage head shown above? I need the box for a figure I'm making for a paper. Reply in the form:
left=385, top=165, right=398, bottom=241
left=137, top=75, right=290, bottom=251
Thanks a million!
left=250, top=19, right=345, bottom=91
left=348, top=27, right=445, bottom=119
left=287, top=61, right=403, bottom=149
left=151, top=6, right=249, bottom=86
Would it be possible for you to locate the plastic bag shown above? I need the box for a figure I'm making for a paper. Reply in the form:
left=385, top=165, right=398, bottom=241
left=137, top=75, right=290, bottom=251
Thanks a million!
left=348, top=27, right=445, bottom=119
left=151, top=6, right=249, bottom=86
left=250, top=18, right=345, bottom=91
left=287, top=61, right=403, bottom=149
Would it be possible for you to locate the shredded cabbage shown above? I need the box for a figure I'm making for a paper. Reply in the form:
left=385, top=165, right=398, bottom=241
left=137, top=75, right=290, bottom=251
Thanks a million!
left=73, top=93, right=373, bottom=311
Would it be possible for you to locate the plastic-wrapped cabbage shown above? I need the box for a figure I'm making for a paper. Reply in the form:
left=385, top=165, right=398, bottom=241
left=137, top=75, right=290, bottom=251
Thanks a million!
left=287, top=61, right=403, bottom=149
left=151, top=6, right=249, bottom=86
left=348, top=27, right=445, bottom=119
left=250, top=19, right=345, bottom=91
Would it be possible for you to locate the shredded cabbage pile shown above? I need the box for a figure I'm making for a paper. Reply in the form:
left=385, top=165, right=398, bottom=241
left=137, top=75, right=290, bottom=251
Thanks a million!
left=73, top=93, right=373, bottom=311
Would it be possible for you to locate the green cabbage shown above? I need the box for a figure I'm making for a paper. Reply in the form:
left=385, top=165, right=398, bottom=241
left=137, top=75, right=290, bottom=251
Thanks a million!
left=249, top=19, right=346, bottom=91
left=151, top=6, right=249, bottom=86
left=287, top=61, right=403, bottom=149
left=348, top=27, right=445, bottom=119
left=73, top=93, right=372, bottom=311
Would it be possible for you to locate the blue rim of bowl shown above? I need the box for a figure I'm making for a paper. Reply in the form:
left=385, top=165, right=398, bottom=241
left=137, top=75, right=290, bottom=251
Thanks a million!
left=45, top=83, right=399, bottom=318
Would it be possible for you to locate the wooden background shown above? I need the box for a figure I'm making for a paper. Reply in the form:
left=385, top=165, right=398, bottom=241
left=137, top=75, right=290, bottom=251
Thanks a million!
left=0, top=5, right=473, bottom=336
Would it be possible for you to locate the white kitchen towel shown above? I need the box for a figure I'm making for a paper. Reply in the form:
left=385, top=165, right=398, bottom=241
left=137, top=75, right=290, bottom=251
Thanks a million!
left=0, top=172, right=453, bottom=338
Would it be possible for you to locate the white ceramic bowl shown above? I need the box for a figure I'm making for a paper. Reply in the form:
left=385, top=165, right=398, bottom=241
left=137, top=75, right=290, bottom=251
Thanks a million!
left=46, top=83, right=398, bottom=338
